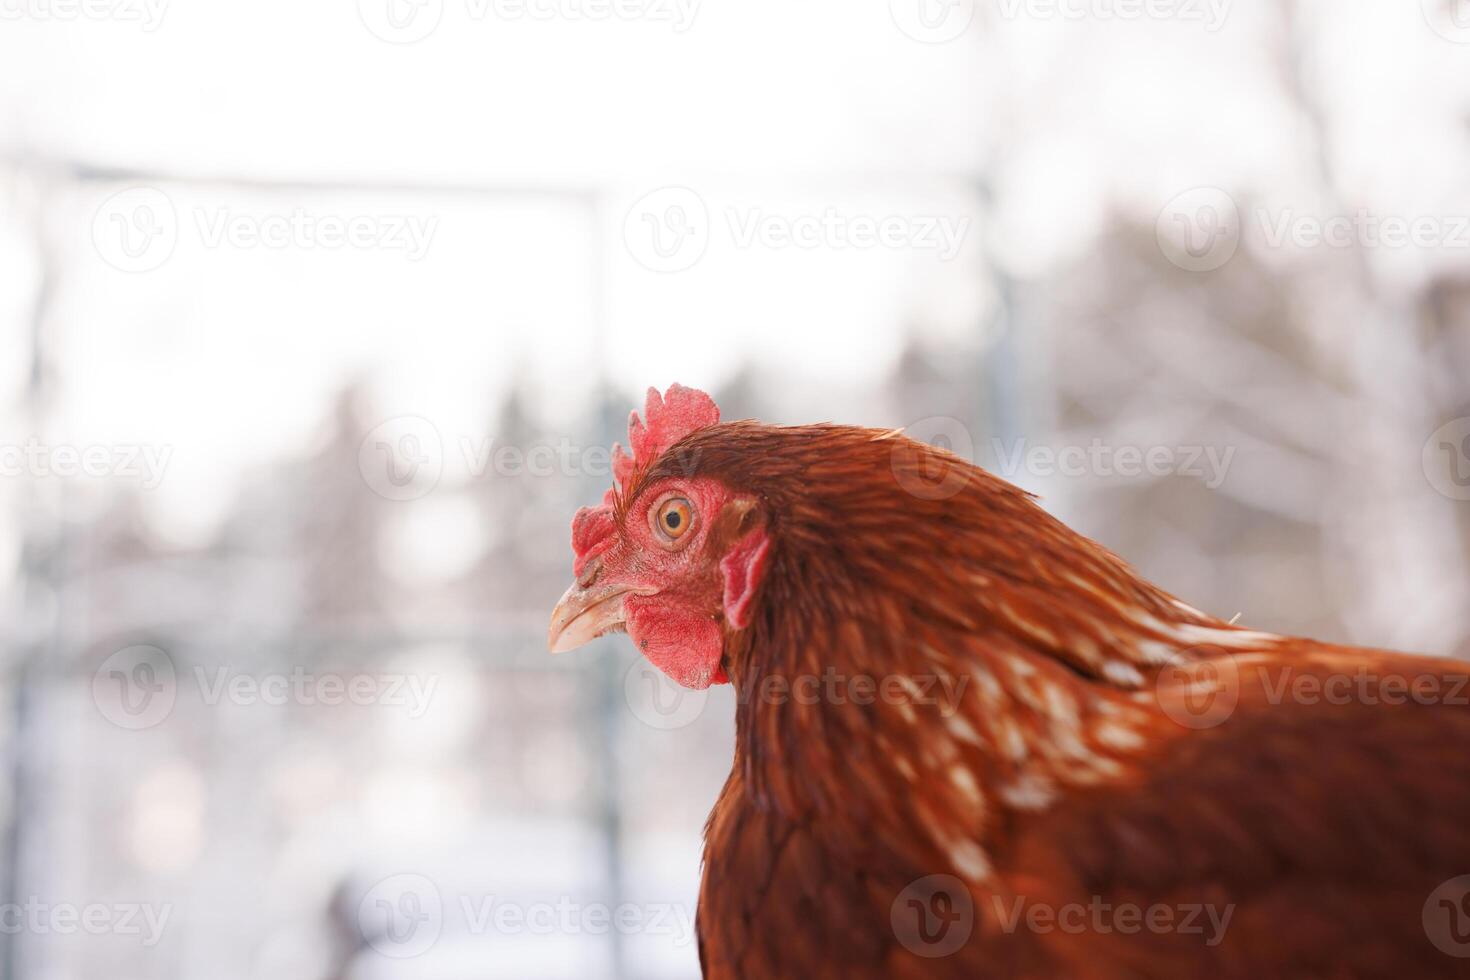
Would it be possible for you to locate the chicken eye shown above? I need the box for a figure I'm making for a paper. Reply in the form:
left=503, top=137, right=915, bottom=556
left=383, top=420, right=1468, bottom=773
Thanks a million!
left=653, top=497, right=694, bottom=542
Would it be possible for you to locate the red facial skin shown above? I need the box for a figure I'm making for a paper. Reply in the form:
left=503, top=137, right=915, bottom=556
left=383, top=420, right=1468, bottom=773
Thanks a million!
left=575, top=475, right=769, bottom=689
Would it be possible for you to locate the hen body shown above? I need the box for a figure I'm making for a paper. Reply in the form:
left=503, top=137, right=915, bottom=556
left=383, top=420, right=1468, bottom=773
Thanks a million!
left=654, top=422, right=1470, bottom=979
left=553, top=395, right=1470, bottom=980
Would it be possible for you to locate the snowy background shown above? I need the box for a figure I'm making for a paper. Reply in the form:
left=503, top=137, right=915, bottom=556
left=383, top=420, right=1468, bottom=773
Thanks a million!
left=1, top=1, right=1469, bottom=977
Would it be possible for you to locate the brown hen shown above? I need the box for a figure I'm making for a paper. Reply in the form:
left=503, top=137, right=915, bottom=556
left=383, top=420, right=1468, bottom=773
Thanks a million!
left=548, top=385, right=1470, bottom=980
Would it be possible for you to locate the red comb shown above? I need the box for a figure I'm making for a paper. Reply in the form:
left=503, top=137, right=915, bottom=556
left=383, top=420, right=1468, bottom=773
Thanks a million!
left=611, top=384, right=720, bottom=492
left=570, top=384, right=720, bottom=571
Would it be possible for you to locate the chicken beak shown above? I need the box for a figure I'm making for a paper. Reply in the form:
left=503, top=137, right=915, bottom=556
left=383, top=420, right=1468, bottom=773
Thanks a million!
left=548, top=578, right=645, bottom=653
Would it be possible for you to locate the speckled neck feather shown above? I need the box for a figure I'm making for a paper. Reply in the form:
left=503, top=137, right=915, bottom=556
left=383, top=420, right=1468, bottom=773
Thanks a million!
left=641, top=421, right=1271, bottom=877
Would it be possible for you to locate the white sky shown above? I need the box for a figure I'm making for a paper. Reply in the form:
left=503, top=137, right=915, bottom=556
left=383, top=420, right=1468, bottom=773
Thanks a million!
left=1, top=0, right=1467, bottom=543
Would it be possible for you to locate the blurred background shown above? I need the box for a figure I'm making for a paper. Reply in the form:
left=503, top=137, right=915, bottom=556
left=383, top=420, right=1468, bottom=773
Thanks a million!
left=1, top=1, right=1470, bottom=977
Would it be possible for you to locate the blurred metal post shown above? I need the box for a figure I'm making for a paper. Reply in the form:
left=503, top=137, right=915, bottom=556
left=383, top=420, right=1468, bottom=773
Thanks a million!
left=974, top=176, right=1025, bottom=464
left=1, top=164, right=61, bottom=980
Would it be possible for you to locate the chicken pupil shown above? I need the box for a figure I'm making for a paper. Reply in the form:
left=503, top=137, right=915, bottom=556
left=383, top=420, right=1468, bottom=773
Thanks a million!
left=665, top=510, right=681, bottom=529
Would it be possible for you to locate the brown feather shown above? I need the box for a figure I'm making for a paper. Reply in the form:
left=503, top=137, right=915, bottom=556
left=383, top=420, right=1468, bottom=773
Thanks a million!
left=631, top=421, right=1470, bottom=979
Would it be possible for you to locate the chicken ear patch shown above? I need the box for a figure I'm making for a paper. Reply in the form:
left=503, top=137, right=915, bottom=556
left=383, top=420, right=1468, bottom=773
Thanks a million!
left=721, top=531, right=771, bottom=630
